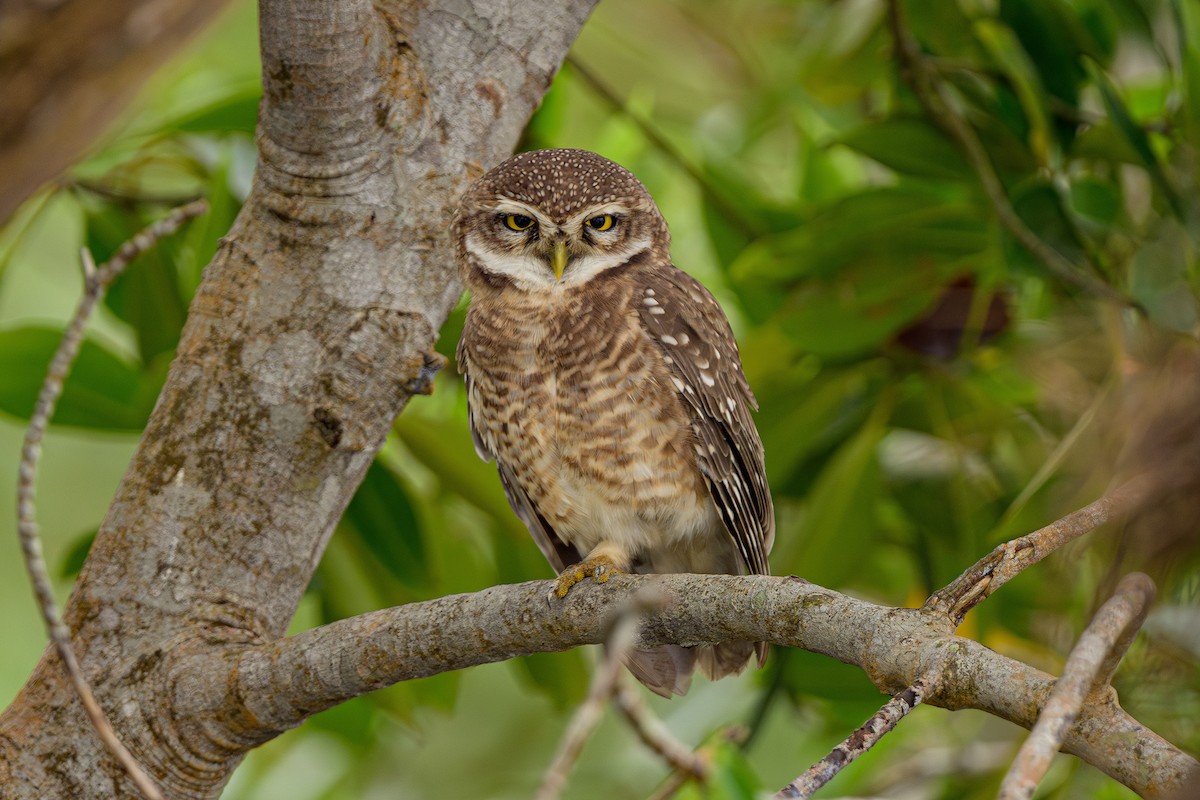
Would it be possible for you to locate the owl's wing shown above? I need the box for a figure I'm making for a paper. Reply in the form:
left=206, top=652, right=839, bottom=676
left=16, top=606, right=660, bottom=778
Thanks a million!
left=457, top=337, right=581, bottom=574
left=635, top=263, right=774, bottom=576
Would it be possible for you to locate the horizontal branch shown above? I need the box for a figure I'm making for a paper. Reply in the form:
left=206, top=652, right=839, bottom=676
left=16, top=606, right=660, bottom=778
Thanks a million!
left=185, top=573, right=1198, bottom=797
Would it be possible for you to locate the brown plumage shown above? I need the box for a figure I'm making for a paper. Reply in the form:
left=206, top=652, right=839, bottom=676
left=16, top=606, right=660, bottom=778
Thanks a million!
left=455, top=149, right=774, bottom=697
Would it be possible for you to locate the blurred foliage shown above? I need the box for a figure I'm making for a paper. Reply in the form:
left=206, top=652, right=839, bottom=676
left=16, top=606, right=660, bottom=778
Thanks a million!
left=1, top=0, right=1198, bottom=797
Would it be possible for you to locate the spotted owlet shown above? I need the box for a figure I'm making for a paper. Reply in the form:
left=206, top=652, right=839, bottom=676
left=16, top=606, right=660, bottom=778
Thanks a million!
left=455, top=149, right=774, bottom=697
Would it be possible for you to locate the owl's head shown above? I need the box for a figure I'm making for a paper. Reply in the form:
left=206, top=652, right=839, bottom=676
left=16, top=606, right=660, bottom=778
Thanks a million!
left=455, top=149, right=669, bottom=291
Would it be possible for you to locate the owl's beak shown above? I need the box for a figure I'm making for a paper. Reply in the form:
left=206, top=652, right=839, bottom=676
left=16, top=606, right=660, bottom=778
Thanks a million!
left=551, top=241, right=569, bottom=281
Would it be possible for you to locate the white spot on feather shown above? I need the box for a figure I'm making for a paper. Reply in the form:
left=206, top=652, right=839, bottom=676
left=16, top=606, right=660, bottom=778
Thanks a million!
left=661, top=334, right=678, bottom=345
left=700, top=372, right=716, bottom=387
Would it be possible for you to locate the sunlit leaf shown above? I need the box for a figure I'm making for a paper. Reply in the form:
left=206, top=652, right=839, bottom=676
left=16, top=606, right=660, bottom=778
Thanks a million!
left=169, top=88, right=261, bottom=135
left=1084, top=59, right=1186, bottom=220
left=837, top=117, right=971, bottom=180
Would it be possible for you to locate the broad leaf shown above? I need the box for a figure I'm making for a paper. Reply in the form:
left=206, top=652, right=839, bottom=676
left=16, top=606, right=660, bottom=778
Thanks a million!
left=0, top=326, right=149, bottom=431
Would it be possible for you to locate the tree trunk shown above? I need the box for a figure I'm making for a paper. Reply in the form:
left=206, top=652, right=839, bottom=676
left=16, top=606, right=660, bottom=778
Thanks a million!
left=0, top=1, right=595, bottom=795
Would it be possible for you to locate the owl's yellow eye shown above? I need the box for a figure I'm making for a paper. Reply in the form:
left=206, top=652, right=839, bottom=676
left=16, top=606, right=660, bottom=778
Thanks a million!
left=504, top=214, right=536, bottom=231
left=585, top=214, right=615, bottom=232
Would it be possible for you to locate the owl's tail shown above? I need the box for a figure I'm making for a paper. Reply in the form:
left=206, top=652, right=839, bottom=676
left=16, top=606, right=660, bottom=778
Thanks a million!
left=623, top=646, right=696, bottom=697
left=623, top=641, right=766, bottom=697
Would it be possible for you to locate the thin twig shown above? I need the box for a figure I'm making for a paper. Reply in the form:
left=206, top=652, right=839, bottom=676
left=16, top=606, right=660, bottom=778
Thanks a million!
left=998, top=573, right=1156, bottom=799
left=774, top=676, right=936, bottom=799
left=536, top=589, right=665, bottom=800
left=926, top=476, right=1153, bottom=624
left=613, top=678, right=708, bottom=781
left=16, top=199, right=207, bottom=800
left=885, top=0, right=1131, bottom=306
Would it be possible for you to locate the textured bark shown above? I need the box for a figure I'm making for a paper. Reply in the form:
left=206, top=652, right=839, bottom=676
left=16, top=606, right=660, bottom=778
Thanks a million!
left=0, top=0, right=232, bottom=224
left=0, top=0, right=594, bottom=796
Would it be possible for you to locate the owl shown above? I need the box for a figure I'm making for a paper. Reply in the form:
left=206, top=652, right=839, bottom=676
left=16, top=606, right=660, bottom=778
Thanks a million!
left=455, top=149, right=774, bottom=697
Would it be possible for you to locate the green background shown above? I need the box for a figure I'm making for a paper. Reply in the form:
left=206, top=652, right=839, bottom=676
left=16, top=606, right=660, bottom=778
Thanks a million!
left=1, top=0, right=1197, bottom=797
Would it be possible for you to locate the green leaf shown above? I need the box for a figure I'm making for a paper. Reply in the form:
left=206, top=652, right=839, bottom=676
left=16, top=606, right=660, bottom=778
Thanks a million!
left=0, top=326, right=149, bottom=431
left=178, top=160, right=241, bottom=298
left=59, top=529, right=98, bottom=578
left=1069, top=177, right=1122, bottom=227
left=974, top=19, right=1055, bottom=163
left=1175, top=0, right=1200, bottom=149
left=512, top=651, right=589, bottom=711
left=1003, top=178, right=1087, bottom=275
left=1129, top=221, right=1198, bottom=333
left=169, top=88, right=261, bottom=135
left=759, top=364, right=883, bottom=488
left=81, top=200, right=191, bottom=364
left=778, top=398, right=891, bottom=584
left=677, top=736, right=760, bottom=800
left=731, top=187, right=989, bottom=284
left=778, top=649, right=886, bottom=725
left=999, top=0, right=1088, bottom=106
left=837, top=117, right=971, bottom=180
left=1084, top=59, right=1186, bottom=221
left=772, top=261, right=947, bottom=360
left=342, top=460, right=430, bottom=591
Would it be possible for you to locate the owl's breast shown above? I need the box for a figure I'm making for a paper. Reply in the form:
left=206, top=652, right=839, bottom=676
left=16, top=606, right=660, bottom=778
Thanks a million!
left=462, top=286, right=708, bottom=549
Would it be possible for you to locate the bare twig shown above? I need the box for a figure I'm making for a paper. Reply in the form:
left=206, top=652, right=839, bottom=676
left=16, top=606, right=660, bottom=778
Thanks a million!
left=926, top=476, right=1153, bottom=624
left=16, top=199, right=207, bottom=800
left=999, top=573, right=1156, bottom=799
left=885, top=0, right=1130, bottom=305
left=774, top=677, right=936, bottom=799
left=536, top=589, right=665, bottom=800
left=613, top=678, right=708, bottom=781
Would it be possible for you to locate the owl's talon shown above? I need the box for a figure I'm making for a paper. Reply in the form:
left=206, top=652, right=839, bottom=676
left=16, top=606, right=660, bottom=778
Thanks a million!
left=548, top=555, right=621, bottom=601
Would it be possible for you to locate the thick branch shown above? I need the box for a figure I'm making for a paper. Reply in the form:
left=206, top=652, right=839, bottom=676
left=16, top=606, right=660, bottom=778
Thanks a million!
left=185, top=573, right=1198, bottom=798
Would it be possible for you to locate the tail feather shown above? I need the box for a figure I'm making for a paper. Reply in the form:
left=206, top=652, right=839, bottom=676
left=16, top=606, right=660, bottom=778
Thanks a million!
left=623, top=641, right=767, bottom=696
left=696, top=640, right=760, bottom=682
left=623, top=646, right=696, bottom=698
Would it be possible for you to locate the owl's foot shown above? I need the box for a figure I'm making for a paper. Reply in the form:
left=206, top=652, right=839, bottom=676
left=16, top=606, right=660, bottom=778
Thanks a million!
left=548, top=554, right=624, bottom=602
